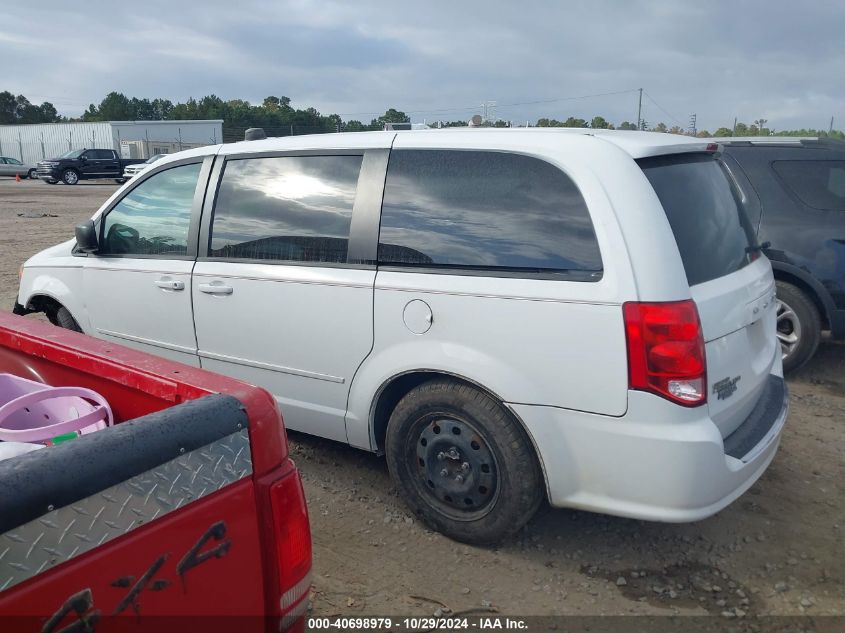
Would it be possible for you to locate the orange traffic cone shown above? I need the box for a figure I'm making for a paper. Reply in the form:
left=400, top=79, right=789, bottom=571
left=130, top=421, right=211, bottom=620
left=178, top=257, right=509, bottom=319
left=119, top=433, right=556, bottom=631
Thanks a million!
left=15, top=174, right=21, bottom=183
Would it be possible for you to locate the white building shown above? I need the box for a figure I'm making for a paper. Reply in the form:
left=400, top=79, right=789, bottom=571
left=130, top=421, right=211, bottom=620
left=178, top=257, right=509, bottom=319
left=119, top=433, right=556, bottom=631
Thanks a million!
left=0, top=120, right=223, bottom=164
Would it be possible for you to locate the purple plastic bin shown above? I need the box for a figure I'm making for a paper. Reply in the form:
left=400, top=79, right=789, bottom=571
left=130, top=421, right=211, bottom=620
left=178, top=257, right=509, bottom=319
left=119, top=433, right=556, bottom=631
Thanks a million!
left=0, top=374, right=113, bottom=445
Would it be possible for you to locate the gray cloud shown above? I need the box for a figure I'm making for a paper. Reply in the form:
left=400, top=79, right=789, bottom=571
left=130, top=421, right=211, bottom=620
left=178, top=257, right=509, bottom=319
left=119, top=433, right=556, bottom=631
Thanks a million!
left=2, top=0, right=843, bottom=131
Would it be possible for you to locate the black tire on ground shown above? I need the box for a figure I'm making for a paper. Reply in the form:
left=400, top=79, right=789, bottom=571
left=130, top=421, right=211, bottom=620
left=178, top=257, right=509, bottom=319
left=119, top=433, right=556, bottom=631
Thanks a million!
left=45, top=179, right=58, bottom=185
left=27, top=169, right=37, bottom=179
left=776, top=280, right=821, bottom=372
left=115, top=178, right=126, bottom=184
left=61, top=169, right=79, bottom=185
left=385, top=379, right=544, bottom=545
left=54, top=306, right=82, bottom=332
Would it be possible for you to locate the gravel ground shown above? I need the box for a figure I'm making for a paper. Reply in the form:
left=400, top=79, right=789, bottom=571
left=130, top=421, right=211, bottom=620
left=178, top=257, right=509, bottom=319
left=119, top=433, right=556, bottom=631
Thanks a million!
left=1, top=177, right=843, bottom=619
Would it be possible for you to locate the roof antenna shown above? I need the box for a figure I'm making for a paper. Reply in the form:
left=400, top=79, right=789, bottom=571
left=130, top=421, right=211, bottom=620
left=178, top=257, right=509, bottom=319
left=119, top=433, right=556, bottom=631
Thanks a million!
left=244, top=128, right=267, bottom=141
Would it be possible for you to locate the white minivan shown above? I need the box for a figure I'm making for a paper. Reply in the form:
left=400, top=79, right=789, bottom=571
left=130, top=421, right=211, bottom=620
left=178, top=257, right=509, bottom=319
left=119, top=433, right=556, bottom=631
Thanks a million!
left=16, top=129, right=788, bottom=543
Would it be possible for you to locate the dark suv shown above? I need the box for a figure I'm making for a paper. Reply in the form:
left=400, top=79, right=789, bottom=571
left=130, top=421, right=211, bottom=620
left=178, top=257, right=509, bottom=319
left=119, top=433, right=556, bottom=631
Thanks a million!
left=716, top=137, right=845, bottom=371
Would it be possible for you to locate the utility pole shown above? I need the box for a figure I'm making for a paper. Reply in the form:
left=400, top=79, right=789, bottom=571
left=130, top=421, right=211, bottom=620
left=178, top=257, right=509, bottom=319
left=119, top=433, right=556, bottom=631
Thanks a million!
left=480, top=101, right=496, bottom=123
left=688, top=113, right=697, bottom=136
left=830, top=116, right=835, bottom=134
left=637, top=88, right=643, bottom=130
left=732, top=117, right=737, bottom=136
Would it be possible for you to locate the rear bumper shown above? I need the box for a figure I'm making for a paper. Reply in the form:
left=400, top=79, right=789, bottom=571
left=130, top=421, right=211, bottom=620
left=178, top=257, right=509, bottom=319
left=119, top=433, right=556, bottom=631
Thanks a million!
left=509, top=373, right=788, bottom=522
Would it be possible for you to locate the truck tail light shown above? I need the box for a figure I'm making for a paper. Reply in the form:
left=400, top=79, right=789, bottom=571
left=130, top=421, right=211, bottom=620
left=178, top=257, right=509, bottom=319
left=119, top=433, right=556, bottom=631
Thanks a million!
left=623, top=300, right=707, bottom=406
left=267, top=468, right=312, bottom=631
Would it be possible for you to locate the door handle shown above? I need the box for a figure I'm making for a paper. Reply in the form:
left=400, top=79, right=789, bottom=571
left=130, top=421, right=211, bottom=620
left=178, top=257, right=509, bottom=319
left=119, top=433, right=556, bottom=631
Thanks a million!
left=198, top=282, right=234, bottom=295
left=154, top=279, right=185, bottom=291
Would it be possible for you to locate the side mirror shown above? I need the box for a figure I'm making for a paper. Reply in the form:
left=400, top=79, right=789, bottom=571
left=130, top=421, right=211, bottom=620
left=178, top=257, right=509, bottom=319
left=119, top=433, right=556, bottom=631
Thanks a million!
left=75, top=220, right=99, bottom=253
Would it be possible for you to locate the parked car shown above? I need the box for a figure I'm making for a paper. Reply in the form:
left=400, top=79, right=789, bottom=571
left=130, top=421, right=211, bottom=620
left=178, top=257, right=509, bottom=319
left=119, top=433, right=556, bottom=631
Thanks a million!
left=36, top=148, right=146, bottom=185
left=708, top=137, right=845, bottom=371
left=16, top=129, right=788, bottom=544
left=0, top=312, right=312, bottom=628
left=123, top=153, right=167, bottom=180
left=0, top=156, right=37, bottom=179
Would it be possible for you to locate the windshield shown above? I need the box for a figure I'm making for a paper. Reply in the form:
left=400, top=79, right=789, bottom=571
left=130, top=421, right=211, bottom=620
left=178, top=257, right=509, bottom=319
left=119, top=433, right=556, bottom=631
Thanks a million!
left=146, top=154, right=166, bottom=164
left=59, top=149, right=84, bottom=159
left=638, top=153, right=758, bottom=286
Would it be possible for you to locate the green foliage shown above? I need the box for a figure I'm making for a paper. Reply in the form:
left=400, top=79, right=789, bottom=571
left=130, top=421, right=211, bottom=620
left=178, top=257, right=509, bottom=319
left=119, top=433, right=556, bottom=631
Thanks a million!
left=371, top=108, right=410, bottom=128
left=4, top=89, right=845, bottom=142
left=0, top=91, right=62, bottom=124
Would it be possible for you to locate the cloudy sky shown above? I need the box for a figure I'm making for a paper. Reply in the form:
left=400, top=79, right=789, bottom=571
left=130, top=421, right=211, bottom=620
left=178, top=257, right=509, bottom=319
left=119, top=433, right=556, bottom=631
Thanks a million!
left=2, top=0, right=843, bottom=131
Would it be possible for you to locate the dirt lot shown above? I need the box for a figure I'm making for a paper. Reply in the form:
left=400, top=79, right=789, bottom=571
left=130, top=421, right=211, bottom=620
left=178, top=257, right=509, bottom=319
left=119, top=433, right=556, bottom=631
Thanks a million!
left=1, top=177, right=843, bottom=619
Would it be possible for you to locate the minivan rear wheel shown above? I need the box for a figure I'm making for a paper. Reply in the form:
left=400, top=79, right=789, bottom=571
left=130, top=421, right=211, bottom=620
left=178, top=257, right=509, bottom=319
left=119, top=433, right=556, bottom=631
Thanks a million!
left=776, top=281, right=821, bottom=372
left=385, top=379, right=543, bottom=545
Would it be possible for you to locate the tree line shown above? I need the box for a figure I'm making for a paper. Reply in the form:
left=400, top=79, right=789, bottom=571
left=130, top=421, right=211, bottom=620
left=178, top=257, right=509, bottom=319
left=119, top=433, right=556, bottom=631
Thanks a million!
left=1, top=89, right=842, bottom=140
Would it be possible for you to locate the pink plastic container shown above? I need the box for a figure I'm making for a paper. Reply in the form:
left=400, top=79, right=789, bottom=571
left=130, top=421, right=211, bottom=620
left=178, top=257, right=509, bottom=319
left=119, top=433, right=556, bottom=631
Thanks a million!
left=0, top=374, right=113, bottom=445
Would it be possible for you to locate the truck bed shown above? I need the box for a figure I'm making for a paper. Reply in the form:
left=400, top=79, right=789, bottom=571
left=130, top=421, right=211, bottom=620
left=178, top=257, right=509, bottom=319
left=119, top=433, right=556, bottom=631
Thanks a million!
left=0, top=313, right=310, bottom=631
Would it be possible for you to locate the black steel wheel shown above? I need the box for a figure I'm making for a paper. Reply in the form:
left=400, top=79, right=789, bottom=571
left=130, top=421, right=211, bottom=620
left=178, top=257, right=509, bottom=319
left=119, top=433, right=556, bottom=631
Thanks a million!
left=386, top=379, right=543, bottom=544
left=414, top=414, right=500, bottom=520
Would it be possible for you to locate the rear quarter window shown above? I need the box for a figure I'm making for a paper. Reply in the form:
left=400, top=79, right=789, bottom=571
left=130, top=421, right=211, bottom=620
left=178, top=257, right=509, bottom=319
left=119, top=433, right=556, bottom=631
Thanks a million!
left=639, top=153, right=757, bottom=286
left=378, top=149, right=602, bottom=278
left=772, top=160, right=845, bottom=211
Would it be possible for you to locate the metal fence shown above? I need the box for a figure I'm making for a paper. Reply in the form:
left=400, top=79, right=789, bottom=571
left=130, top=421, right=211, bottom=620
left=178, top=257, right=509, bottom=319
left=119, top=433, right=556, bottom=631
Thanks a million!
left=0, top=123, right=113, bottom=164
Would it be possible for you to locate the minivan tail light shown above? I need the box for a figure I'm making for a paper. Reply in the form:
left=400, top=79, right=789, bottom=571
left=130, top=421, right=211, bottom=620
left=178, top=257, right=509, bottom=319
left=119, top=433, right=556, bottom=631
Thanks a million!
left=623, top=300, right=707, bottom=406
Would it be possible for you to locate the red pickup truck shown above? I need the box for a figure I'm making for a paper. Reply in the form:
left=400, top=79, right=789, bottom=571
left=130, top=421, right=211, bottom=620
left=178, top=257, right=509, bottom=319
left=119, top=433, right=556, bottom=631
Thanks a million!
left=0, top=313, right=311, bottom=631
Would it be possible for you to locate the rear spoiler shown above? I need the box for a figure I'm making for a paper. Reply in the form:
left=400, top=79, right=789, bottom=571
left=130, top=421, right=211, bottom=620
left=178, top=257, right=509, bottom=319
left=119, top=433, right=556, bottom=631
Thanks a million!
left=633, top=142, right=721, bottom=159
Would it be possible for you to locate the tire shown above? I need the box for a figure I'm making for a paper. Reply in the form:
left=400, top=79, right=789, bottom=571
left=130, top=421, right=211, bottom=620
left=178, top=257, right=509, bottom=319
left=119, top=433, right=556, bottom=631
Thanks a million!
left=776, top=281, right=821, bottom=372
left=61, top=169, right=79, bottom=185
left=385, top=379, right=543, bottom=545
left=54, top=306, right=82, bottom=332
left=45, top=179, right=58, bottom=185
left=27, top=169, right=37, bottom=180
left=115, top=178, right=126, bottom=184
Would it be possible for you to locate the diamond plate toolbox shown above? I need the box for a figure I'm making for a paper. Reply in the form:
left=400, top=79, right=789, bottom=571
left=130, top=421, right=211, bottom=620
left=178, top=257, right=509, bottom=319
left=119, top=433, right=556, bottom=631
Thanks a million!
left=0, top=428, right=252, bottom=591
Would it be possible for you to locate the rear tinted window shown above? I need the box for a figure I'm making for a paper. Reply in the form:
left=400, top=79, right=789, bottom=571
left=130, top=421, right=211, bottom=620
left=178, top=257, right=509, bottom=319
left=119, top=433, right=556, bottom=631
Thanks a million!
left=378, top=150, right=602, bottom=276
left=639, top=154, right=757, bottom=286
left=772, top=160, right=845, bottom=211
left=210, top=155, right=363, bottom=264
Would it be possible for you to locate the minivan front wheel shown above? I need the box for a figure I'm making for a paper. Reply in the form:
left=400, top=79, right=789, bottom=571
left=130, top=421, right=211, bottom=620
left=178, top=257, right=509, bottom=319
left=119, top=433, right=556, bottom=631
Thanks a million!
left=776, top=281, right=821, bottom=372
left=52, top=306, right=82, bottom=333
left=386, top=379, right=543, bottom=544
